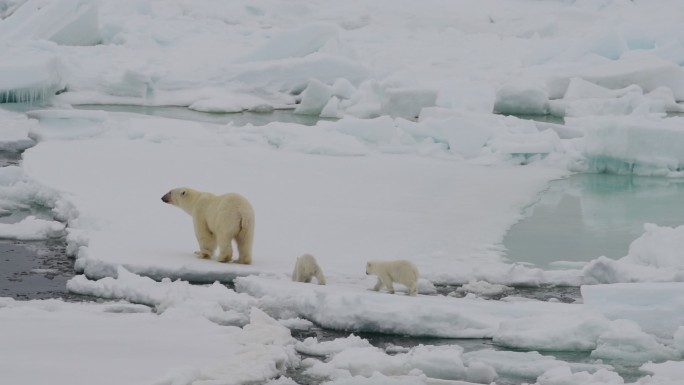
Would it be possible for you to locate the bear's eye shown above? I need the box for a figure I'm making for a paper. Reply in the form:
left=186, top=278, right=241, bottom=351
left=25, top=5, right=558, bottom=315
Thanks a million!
left=181, top=190, right=187, bottom=196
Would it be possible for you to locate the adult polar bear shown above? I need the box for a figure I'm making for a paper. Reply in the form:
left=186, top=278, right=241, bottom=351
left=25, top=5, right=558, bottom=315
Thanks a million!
left=162, top=187, right=255, bottom=264
left=292, top=253, right=326, bottom=285
left=366, top=260, right=419, bottom=296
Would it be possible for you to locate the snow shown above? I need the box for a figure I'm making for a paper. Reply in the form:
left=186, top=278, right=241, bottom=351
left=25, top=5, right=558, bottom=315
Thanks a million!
left=453, top=280, right=513, bottom=298
left=236, top=275, right=602, bottom=340
left=462, top=349, right=610, bottom=382
left=582, top=282, right=684, bottom=338
left=0, top=109, right=35, bottom=150
left=67, top=266, right=257, bottom=326
left=640, top=361, right=684, bottom=385
left=3, top=0, right=684, bottom=384
left=296, top=335, right=373, bottom=357
left=301, top=338, right=497, bottom=384
left=0, top=215, right=65, bottom=240
left=0, top=165, right=61, bottom=217
left=591, top=319, right=680, bottom=362
left=534, top=366, right=625, bottom=385
left=0, top=298, right=298, bottom=385
left=20, top=111, right=571, bottom=285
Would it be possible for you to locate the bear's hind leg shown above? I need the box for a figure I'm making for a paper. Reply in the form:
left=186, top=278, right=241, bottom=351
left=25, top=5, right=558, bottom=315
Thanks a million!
left=216, top=234, right=234, bottom=263
left=235, top=220, right=254, bottom=265
left=194, top=220, right=216, bottom=259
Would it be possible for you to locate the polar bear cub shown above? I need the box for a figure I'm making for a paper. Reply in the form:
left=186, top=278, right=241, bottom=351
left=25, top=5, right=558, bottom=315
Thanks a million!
left=292, top=253, right=326, bottom=285
left=366, top=260, right=419, bottom=296
left=161, top=187, right=255, bottom=264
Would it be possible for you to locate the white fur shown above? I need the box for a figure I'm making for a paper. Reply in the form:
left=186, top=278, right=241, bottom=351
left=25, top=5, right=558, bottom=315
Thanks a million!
left=162, top=187, right=255, bottom=264
left=366, top=260, right=419, bottom=296
left=292, top=254, right=326, bottom=285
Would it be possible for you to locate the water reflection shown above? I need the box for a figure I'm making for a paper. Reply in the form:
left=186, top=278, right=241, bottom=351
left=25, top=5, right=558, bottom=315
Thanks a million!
left=503, top=173, right=684, bottom=267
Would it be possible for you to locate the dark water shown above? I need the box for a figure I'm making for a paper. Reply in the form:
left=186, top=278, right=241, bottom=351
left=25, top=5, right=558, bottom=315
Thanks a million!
left=0, top=143, right=92, bottom=301
left=0, top=148, right=21, bottom=167
left=0, top=239, right=89, bottom=301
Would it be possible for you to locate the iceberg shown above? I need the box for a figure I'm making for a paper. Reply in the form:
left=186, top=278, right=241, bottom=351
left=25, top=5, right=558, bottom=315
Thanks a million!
left=0, top=56, right=65, bottom=103
left=0, top=0, right=100, bottom=45
left=494, top=81, right=550, bottom=116
left=233, top=53, right=369, bottom=95
left=572, top=115, right=684, bottom=175
left=237, top=23, right=339, bottom=63
left=381, top=88, right=438, bottom=120
left=547, top=56, right=684, bottom=101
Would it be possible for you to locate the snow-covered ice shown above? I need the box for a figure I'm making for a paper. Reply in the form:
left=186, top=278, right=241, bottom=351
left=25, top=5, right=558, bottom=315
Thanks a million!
left=3, top=0, right=684, bottom=384
left=0, top=298, right=298, bottom=385
left=20, top=112, right=569, bottom=284
left=0, top=215, right=65, bottom=240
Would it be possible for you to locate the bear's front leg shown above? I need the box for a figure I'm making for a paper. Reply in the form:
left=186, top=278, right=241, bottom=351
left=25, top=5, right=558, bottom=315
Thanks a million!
left=382, top=275, right=395, bottom=294
left=194, top=219, right=216, bottom=259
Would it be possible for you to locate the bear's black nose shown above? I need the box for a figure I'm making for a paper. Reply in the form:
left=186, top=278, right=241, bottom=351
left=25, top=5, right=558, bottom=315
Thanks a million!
left=161, top=193, right=170, bottom=203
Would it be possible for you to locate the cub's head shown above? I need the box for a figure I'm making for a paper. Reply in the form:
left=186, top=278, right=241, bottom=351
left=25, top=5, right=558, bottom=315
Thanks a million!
left=366, top=261, right=374, bottom=275
left=161, top=187, right=196, bottom=212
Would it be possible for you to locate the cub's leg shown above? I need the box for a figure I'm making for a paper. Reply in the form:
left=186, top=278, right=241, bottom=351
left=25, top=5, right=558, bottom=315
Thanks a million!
left=315, top=270, right=327, bottom=285
left=407, top=282, right=417, bottom=296
left=373, top=277, right=384, bottom=291
left=381, top=274, right=395, bottom=294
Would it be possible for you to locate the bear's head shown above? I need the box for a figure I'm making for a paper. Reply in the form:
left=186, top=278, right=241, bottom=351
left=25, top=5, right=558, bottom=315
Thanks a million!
left=161, top=187, right=197, bottom=214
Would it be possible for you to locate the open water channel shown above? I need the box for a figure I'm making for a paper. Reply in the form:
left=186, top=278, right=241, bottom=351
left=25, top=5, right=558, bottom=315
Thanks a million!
left=2, top=104, right=673, bottom=384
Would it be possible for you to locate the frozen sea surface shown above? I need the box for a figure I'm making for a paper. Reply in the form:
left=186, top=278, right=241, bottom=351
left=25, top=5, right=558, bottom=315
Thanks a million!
left=4, top=0, right=684, bottom=384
